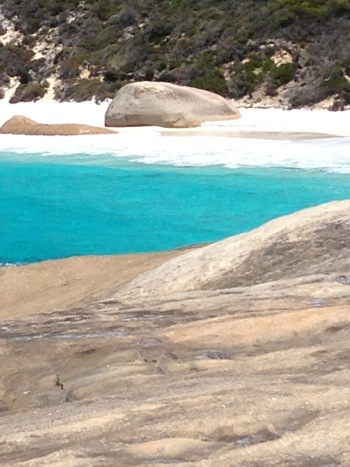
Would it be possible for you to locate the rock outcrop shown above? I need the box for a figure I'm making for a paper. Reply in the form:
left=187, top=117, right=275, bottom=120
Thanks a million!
left=0, top=115, right=116, bottom=135
left=118, top=200, right=350, bottom=299
left=1, top=200, right=350, bottom=466
left=105, top=82, right=240, bottom=128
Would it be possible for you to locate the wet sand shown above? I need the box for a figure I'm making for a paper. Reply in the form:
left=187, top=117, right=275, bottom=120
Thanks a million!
left=160, top=129, right=335, bottom=140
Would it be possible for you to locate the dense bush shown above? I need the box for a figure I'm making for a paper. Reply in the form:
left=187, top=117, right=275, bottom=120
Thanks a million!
left=271, top=0, right=350, bottom=16
left=188, top=74, right=228, bottom=95
left=1, top=0, right=350, bottom=105
left=0, top=44, right=34, bottom=78
left=61, top=78, right=125, bottom=102
left=320, top=75, right=350, bottom=103
left=9, top=81, right=48, bottom=103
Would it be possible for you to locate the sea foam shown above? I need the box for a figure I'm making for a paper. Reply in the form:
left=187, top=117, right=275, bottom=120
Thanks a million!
left=0, top=101, right=350, bottom=173
left=1, top=133, right=350, bottom=173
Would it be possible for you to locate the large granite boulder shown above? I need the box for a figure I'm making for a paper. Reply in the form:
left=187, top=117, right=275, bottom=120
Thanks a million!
left=118, top=200, right=350, bottom=299
left=0, top=116, right=116, bottom=135
left=105, top=81, right=240, bottom=128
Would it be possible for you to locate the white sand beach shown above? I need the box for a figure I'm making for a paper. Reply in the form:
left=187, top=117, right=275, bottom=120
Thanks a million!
left=0, top=97, right=350, bottom=139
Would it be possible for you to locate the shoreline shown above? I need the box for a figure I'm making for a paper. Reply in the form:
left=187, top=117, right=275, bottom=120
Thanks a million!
left=160, top=129, right=335, bottom=140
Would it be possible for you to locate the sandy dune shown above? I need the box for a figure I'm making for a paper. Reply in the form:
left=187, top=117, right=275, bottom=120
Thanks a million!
left=1, top=201, right=350, bottom=466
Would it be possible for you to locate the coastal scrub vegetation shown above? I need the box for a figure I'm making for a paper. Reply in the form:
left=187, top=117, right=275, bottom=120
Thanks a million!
left=9, top=81, right=48, bottom=103
left=1, top=0, right=350, bottom=105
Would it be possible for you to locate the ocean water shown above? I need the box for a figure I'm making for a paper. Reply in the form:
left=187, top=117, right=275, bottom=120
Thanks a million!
left=1, top=133, right=350, bottom=264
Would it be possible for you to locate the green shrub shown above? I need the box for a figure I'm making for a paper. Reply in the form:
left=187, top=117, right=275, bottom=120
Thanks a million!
left=18, top=69, right=31, bottom=85
left=188, top=73, right=228, bottom=96
left=271, top=0, right=350, bottom=17
left=109, top=8, right=138, bottom=27
left=270, top=62, right=298, bottom=85
left=22, top=81, right=48, bottom=101
left=62, top=78, right=126, bottom=102
left=10, top=81, right=48, bottom=103
left=59, top=57, right=81, bottom=80
left=103, top=69, right=119, bottom=82
left=0, top=45, right=34, bottom=81
left=320, top=75, right=350, bottom=94
left=145, top=22, right=174, bottom=44
left=228, top=56, right=265, bottom=98
left=64, top=78, right=101, bottom=101
left=229, top=54, right=298, bottom=98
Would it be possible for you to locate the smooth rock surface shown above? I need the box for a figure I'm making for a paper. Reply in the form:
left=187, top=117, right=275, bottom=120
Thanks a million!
left=105, top=81, right=240, bottom=128
left=118, top=200, right=350, bottom=300
left=0, top=115, right=116, bottom=135
left=1, top=201, right=350, bottom=466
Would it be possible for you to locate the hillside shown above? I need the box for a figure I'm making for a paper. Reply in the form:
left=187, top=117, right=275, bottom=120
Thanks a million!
left=1, top=0, right=350, bottom=108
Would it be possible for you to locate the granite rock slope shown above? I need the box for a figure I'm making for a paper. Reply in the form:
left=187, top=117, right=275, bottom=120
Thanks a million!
left=118, top=200, right=350, bottom=300
left=1, top=201, right=350, bottom=466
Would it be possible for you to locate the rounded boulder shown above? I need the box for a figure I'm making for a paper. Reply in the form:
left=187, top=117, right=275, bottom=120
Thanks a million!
left=105, top=81, right=240, bottom=128
left=0, top=116, right=117, bottom=135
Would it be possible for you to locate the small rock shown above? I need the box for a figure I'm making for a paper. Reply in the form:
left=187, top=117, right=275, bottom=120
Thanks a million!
left=163, top=351, right=179, bottom=361
left=310, top=298, right=327, bottom=307
left=61, top=390, right=75, bottom=404
left=336, top=275, right=350, bottom=285
left=197, top=350, right=229, bottom=360
left=154, top=365, right=166, bottom=375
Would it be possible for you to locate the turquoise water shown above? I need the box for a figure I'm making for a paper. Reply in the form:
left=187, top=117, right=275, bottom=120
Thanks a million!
left=1, top=154, right=350, bottom=264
